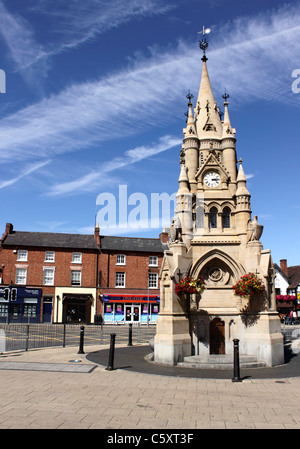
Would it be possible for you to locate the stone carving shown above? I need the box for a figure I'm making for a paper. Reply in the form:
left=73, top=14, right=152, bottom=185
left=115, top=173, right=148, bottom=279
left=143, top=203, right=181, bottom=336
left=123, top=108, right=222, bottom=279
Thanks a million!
left=249, top=215, right=263, bottom=241
left=180, top=148, right=185, bottom=164
left=167, top=216, right=182, bottom=243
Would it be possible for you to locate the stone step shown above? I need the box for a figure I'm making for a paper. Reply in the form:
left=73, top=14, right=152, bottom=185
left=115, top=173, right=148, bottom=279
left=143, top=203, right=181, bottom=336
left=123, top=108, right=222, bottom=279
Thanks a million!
left=177, top=354, right=266, bottom=370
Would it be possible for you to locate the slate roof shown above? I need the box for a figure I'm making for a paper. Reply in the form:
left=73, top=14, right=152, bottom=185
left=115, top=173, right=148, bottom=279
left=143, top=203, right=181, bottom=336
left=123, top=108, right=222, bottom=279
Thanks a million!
left=99, top=235, right=166, bottom=253
left=1, top=231, right=167, bottom=253
left=288, top=266, right=300, bottom=290
left=1, top=231, right=99, bottom=250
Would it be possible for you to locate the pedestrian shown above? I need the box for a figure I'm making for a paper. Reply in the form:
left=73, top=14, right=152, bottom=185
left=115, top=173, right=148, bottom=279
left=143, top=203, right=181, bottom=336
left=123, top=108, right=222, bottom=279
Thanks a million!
left=289, top=310, right=293, bottom=325
left=293, top=310, right=297, bottom=325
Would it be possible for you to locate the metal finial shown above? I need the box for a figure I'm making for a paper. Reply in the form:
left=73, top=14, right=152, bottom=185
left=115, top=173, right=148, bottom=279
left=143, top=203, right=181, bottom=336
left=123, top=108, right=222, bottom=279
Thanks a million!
left=198, top=26, right=211, bottom=61
left=186, top=91, right=194, bottom=103
left=222, top=89, right=230, bottom=102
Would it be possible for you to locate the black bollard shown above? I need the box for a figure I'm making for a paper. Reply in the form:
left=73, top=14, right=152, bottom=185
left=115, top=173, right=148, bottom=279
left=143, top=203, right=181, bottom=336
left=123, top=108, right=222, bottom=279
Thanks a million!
left=106, top=333, right=116, bottom=371
left=128, top=323, right=133, bottom=346
left=232, top=338, right=242, bottom=382
left=78, top=325, right=85, bottom=354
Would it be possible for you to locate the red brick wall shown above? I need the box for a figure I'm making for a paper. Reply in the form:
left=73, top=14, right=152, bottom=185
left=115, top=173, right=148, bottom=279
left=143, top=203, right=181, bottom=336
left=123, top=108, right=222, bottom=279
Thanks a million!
left=99, top=251, right=162, bottom=290
left=0, top=246, right=98, bottom=288
left=97, top=251, right=163, bottom=316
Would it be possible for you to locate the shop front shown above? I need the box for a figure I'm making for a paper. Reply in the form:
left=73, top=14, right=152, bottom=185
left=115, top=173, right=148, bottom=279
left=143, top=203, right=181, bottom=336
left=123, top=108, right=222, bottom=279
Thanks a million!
left=0, top=286, right=42, bottom=323
left=102, top=294, right=160, bottom=324
left=54, top=287, right=96, bottom=324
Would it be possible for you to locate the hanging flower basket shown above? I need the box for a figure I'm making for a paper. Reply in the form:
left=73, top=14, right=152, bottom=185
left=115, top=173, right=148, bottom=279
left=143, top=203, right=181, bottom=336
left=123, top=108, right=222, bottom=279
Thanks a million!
left=232, top=273, right=265, bottom=298
left=276, top=295, right=296, bottom=302
left=175, top=276, right=206, bottom=296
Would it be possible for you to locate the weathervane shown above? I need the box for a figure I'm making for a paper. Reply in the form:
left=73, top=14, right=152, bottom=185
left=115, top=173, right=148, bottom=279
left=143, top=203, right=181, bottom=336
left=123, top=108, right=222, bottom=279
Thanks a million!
left=198, top=26, right=211, bottom=61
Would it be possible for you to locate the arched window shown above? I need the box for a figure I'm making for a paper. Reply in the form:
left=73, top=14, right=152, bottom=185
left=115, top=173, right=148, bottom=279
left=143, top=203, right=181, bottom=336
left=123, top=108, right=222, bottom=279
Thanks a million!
left=222, top=207, right=231, bottom=228
left=209, top=207, right=217, bottom=229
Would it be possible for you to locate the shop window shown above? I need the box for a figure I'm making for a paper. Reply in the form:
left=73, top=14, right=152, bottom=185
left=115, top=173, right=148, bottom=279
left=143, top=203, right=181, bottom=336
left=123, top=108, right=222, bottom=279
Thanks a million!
left=17, top=250, right=28, bottom=261
left=116, top=254, right=126, bottom=265
left=15, top=268, right=27, bottom=285
left=45, top=251, right=55, bottom=262
left=23, top=304, right=37, bottom=318
left=71, top=270, right=81, bottom=286
left=0, top=303, right=8, bottom=317
left=115, top=272, right=125, bottom=287
left=148, top=273, right=158, bottom=289
left=149, top=256, right=158, bottom=266
left=72, top=252, right=82, bottom=264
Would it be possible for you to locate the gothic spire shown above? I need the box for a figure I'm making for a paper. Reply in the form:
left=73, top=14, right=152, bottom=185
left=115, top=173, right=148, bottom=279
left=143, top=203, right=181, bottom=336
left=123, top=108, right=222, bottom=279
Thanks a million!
left=195, top=31, right=222, bottom=139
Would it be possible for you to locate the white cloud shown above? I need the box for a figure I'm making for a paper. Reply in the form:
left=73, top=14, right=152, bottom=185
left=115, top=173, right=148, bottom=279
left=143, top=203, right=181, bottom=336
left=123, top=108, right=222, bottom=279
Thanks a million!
left=47, top=135, right=181, bottom=196
left=0, top=1, right=49, bottom=85
left=0, top=2, right=299, bottom=181
left=33, top=0, right=173, bottom=53
left=0, top=160, right=51, bottom=189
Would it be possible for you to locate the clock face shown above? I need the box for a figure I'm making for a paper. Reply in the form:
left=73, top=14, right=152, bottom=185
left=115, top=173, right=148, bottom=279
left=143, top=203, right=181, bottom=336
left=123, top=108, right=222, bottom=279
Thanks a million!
left=203, top=172, right=220, bottom=188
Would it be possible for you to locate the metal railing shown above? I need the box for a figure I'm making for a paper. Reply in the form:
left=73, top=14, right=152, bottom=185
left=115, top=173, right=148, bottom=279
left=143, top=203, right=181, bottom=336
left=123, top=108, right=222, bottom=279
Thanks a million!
left=0, top=323, right=156, bottom=353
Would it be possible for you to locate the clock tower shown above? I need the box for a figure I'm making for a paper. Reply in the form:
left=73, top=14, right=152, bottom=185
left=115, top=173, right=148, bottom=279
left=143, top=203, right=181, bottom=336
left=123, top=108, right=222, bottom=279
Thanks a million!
left=154, top=32, right=284, bottom=367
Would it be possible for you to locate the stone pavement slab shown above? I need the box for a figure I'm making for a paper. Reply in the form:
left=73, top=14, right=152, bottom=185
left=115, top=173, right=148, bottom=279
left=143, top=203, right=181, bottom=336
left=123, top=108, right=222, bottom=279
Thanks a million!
left=0, top=360, right=96, bottom=373
left=0, top=344, right=300, bottom=430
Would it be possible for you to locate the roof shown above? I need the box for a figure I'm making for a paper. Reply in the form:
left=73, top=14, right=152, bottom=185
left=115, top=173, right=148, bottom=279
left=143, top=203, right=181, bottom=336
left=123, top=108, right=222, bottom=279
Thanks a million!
left=99, top=235, right=166, bottom=253
left=1, top=231, right=98, bottom=250
left=288, top=266, right=300, bottom=290
left=1, top=230, right=167, bottom=253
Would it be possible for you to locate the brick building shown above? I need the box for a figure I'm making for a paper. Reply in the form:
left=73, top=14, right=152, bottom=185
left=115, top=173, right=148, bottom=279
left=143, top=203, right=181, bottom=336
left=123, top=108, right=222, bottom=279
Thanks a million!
left=97, top=230, right=168, bottom=323
left=0, top=223, right=167, bottom=324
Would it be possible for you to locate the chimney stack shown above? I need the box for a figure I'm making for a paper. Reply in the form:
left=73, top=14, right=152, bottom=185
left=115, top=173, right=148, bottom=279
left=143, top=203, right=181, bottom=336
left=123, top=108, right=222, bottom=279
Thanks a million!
left=5, top=223, right=13, bottom=234
left=159, top=228, right=169, bottom=243
left=94, top=224, right=100, bottom=247
left=280, top=259, right=288, bottom=276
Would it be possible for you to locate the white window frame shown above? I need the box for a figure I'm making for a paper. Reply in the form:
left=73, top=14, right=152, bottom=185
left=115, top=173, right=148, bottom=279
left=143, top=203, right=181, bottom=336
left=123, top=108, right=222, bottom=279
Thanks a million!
left=43, top=267, right=55, bottom=286
left=148, top=272, right=158, bottom=289
left=16, top=268, right=27, bottom=285
left=115, top=272, right=125, bottom=288
left=72, top=252, right=82, bottom=264
left=149, top=256, right=158, bottom=267
left=71, top=270, right=81, bottom=286
left=45, top=251, right=55, bottom=262
left=116, top=254, right=126, bottom=265
left=17, top=250, right=28, bottom=261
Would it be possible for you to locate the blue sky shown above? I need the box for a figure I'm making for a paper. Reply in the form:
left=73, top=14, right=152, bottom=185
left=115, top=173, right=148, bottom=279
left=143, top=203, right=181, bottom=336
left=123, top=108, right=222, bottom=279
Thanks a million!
left=0, top=0, right=299, bottom=266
